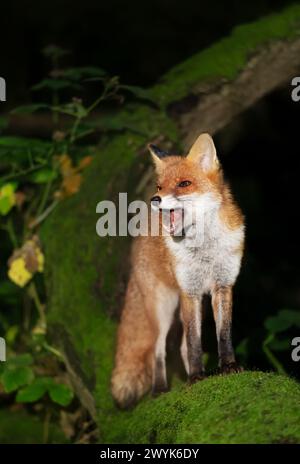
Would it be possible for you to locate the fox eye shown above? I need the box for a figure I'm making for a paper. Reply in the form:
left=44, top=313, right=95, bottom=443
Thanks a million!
left=157, top=185, right=162, bottom=191
left=178, top=180, right=192, bottom=188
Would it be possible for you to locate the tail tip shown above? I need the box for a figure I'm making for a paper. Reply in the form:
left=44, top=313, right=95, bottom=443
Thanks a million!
left=111, top=368, right=151, bottom=409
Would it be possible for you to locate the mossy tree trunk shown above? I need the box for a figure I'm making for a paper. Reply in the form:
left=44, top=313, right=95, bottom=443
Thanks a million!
left=42, top=5, right=300, bottom=443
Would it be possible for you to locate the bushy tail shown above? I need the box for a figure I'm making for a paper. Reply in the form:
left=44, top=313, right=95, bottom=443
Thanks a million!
left=111, top=278, right=154, bottom=409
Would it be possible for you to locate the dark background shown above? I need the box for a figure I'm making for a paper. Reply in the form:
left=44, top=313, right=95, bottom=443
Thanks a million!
left=0, top=0, right=295, bottom=105
left=1, top=0, right=299, bottom=375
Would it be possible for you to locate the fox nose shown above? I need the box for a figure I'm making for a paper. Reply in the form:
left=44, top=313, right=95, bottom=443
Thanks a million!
left=151, top=195, right=162, bottom=204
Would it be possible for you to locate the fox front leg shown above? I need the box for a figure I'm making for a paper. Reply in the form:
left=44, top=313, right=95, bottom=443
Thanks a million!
left=180, top=294, right=205, bottom=383
left=212, top=285, right=242, bottom=374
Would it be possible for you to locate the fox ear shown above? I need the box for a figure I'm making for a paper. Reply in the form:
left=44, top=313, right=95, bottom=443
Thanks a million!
left=187, top=133, right=219, bottom=172
left=148, top=144, right=169, bottom=172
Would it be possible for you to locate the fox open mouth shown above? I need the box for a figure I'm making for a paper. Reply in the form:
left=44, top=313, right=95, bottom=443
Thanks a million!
left=161, top=208, right=184, bottom=235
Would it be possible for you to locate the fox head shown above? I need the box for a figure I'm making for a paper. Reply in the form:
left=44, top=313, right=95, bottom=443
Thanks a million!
left=148, top=133, right=223, bottom=236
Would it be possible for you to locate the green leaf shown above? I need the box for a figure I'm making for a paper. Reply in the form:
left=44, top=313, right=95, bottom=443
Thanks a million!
left=32, top=79, right=77, bottom=92
left=0, top=136, right=25, bottom=147
left=6, top=354, right=33, bottom=368
left=120, top=85, right=156, bottom=103
left=16, top=376, right=73, bottom=406
left=16, top=377, right=50, bottom=403
left=264, top=316, right=291, bottom=334
left=11, top=104, right=50, bottom=115
left=1, top=366, right=34, bottom=393
left=0, top=196, right=12, bottom=215
left=279, top=309, right=300, bottom=327
left=28, top=168, right=57, bottom=184
left=264, top=309, right=300, bottom=334
left=0, top=136, right=51, bottom=169
left=268, top=337, right=291, bottom=352
left=0, top=136, right=50, bottom=150
left=5, top=325, right=19, bottom=346
left=48, top=383, right=73, bottom=406
left=51, top=101, right=88, bottom=118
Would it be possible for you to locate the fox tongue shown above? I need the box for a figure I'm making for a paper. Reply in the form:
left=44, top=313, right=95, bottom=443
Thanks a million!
left=170, top=209, right=181, bottom=234
left=162, top=209, right=182, bottom=234
left=170, top=210, right=175, bottom=230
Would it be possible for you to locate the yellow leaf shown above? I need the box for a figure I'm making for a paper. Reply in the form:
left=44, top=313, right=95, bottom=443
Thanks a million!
left=32, top=322, right=47, bottom=335
left=0, top=184, right=15, bottom=198
left=7, top=236, right=44, bottom=286
left=55, top=153, right=90, bottom=198
left=0, top=183, right=16, bottom=215
left=8, top=257, right=33, bottom=288
left=58, top=154, right=73, bottom=177
left=62, top=173, right=82, bottom=196
left=78, top=155, right=93, bottom=170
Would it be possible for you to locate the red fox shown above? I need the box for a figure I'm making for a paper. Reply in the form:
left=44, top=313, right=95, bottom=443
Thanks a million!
left=111, top=133, right=245, bottom=408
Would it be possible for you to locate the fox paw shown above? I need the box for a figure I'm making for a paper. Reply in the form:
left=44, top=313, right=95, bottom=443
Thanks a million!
left=188, top=372, right=206, bottom=385
left=219, top=362, right=243, bottom=375
left=152, top=383, right=169, bottom=398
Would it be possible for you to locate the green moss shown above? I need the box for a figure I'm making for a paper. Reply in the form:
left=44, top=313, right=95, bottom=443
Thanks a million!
left=0, top=409, right=68, bottom=444
left=103, top=372, right=300, bottom=444
left=151, top=4, right=300, bottom=106
left=42, top=132, right=146, bottom=415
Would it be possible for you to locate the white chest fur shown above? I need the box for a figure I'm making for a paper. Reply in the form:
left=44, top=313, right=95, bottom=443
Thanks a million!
left=165, top=212, right=244, bottom=296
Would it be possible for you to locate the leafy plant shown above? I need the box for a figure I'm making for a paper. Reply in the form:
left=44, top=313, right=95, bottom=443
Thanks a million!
left=237, top=308, right=300, bottom=374
left=0, top=354, right=73, bottom=407
left=1, top=357, right=34, bottom=393
left=263, top=309, right=300, bottom=374
left=17, top=377, right=73, bottom=407
left=0, top=46, right=132, bottom=423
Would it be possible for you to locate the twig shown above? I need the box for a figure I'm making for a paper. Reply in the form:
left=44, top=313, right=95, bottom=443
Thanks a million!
left=0, top=162, right=47, bottom=184
left=29, top=199, right=59, bottom=229
left=1, top=217, right=19, bottom=248
left=43, top=407, right=52, bottom=444
left=43, top=342, right=64, bottom=361
left=263, top=334, right=287, bottom=375
left=28, top=281, right=46, bottom=329
left=36, top=176, right=54, bottom=217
